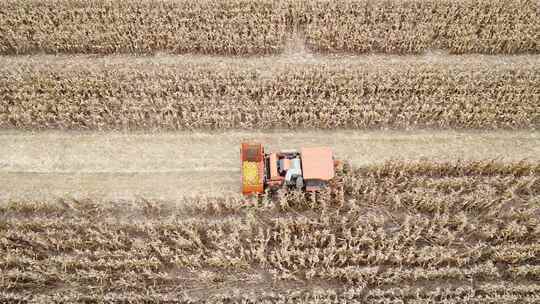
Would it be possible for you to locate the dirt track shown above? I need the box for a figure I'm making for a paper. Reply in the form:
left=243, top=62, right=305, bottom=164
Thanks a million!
left=0, top=130, right=537, bottom=202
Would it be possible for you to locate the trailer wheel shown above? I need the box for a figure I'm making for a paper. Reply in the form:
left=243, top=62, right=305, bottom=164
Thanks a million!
left=296, top=176, right=304, bottom=190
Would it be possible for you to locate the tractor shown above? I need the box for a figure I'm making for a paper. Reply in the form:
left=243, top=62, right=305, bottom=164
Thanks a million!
left=241, top=143, right=337, bottom=195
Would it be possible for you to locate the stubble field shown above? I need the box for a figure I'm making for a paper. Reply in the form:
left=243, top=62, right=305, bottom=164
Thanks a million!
left=0, top=0, right=539, bottom=303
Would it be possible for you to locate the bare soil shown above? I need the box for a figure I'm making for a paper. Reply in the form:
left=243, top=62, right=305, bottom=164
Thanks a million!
left=1, top=130, right=537, bottom=202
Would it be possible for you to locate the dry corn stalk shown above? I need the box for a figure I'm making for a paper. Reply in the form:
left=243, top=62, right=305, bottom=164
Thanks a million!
left=1, top=55, right=538, bottom=130
left=0, top=0, right=537, bottom=55
left=1, top=160, right=539, bottom=301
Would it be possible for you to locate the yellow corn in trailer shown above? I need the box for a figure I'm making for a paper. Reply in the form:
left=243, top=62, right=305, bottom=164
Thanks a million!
left=241, top=143, right=264, bottom=194
left=242, top=162, right=259, bottom=186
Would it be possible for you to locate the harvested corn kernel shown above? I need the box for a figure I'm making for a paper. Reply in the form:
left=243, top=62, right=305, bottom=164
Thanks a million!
left=242, top=162, right=259, bottom=186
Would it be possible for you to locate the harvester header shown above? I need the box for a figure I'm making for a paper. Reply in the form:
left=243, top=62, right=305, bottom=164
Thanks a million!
left=241, top=143, right=336, bottom=195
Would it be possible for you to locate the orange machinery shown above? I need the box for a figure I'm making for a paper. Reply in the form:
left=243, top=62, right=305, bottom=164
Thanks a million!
left=241, top=143, right=336, bottom=195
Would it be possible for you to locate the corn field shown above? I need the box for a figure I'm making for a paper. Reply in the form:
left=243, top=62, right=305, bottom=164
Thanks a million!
left=1, top=160, right=539, bottom=303
left=1, top=0, right=539, bottom=302
left=0, top=0, right=538, bottom=55
left=1, top=55, right=538, bottom=130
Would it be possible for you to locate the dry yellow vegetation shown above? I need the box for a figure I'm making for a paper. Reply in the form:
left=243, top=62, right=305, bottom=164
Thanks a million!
left=1, top=160, right=539, bottom=303
left=1, top=55, right=538, bottom=130
left=1, top=0, right=538, bottom=302
left=0, top=0, right=289, bottom=55
left=302, top=0, right=539, bottom=54
left=0, top=0, right=537, bottom=55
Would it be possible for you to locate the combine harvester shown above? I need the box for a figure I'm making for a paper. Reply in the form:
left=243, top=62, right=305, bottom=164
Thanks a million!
left=241, top=143, right=338, bottom=195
